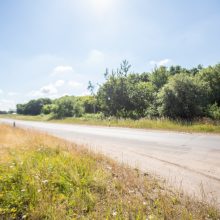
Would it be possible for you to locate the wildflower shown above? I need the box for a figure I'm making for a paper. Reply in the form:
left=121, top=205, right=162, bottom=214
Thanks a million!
left=106, top=165, right=112, bottom=170
left=112, top=211, right=117, bottom=216
left=42, top=180, right=48, bottom=184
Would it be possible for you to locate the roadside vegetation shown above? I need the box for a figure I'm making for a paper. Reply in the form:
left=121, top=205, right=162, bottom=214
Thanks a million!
left=1, top=61, right=220, bottom=132
left=0, top=124, right=219, bottom=219
left=2, top=113, right=220, bottom=133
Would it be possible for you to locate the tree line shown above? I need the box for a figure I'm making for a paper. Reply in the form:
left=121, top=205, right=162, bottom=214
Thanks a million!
left=16, top=61, right=220, bottom=120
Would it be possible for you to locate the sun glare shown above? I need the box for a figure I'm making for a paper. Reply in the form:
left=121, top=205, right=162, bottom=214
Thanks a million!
left=88, top=0, right=115, bottom=15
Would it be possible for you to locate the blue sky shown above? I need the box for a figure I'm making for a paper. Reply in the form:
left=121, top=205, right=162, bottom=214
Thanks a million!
left=1, top=0, right=220, bottom=110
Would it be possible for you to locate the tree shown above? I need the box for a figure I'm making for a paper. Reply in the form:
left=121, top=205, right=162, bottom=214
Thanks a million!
left=42, top=104, right=56, bottom=115
left=196, top=64, right=220, bottom=105
left=150, top=66, right=169, bottom=90
left=87, top=81, right=95, bottom=96
left=118, top=60, right=131, bottom=77
left=16, top=98, right=52, bottom=115
left=76, top=96, right=97, bottom=114
left=16, top=104, right=26, bottom=114
left=157, top=73, right=205, bottom=119
left=53, top=96, right=83, bottom=118
left=97, top=61, right=153, bottom=118
left=128, top=82, right=156, bottom=118
left=87, top=81, right=96, bottom=113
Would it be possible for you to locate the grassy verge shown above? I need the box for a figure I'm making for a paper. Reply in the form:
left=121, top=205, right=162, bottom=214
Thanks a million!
left=0, top=124, right=219, bottom=219
left=1, top=114, right=220, bottom=133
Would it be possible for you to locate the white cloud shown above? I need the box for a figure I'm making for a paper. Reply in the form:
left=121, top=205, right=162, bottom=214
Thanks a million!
left=68, top=80, right=83, bottom=88
left=62, top=92, right=71, bottom=97
left=86, top=49, right=104, bottom=65
left=0, top=89, right=3, bottom=94
left=52, top=65, right=73, bottom=76
left=55, top=80, right=65, bottom=87
left=150, top=59, right=171, bottom=66
left=40, top=84, right=58, bottom=95
left=29, top=79, right=66, bottom=98
left=0, top=99, right=16, bottom=111
left=30, top=84, right=57, bottom=97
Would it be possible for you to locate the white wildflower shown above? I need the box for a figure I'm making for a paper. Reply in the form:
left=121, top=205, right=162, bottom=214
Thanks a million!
left=42, top=180, right=48, bottom=184
left=128, top=189, right=134, bottom=194
left=106, top=166, right=112, bottom=170
left=112, top=211, right=117, bottom=216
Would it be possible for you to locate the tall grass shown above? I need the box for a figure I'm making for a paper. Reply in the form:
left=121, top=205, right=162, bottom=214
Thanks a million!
left=3, top=113, right=219, bottom=133
left=0, top=125, right=219, bottom=219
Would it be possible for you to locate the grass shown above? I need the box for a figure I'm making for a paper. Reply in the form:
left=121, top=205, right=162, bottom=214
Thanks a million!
left=1, top=113, right=220, bottom=134
left=0, top=124, right=219, bottom=219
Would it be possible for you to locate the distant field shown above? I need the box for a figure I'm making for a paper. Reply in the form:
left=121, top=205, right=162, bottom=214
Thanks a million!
left=1, top=114, right=220, bottom=134
left=0, top=124, right=219, bottom=219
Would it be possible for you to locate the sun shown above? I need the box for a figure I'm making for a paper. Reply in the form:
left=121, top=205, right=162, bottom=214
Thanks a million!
left=88, top=0, right=115, bottom=15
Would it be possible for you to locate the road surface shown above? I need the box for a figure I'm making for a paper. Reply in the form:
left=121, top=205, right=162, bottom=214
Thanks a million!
left=1, top=118, right=220, bottom=205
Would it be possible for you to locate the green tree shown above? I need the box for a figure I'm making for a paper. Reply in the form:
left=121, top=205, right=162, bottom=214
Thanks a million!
left=16, top=98, right=52, bottom=115
left=128, top=82, right=156, bottom=118
left=87, top=81, right=96, bottom=113
left=76, top=96, right=97, bottom=114
left=196, top=64, right=220, bottom=105
left=157, top=73, right=205, bottom=119
left=16, top=104, right=26, bottom=114
left=150, top=66, right=169, bottom=90
left=97, top=61, right=132, bottom=117
left=42, top=104, right=56, bottom=115
left=53, top=96, right=83, bottom=118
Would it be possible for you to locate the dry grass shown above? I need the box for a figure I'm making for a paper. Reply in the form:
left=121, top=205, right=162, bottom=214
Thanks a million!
left=0, top=124, right=219, bottom=219
left=2, top=114, right=220, bottom=133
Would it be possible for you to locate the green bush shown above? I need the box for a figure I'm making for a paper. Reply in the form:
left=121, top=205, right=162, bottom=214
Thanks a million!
left=207, top=103, right=220, bottom=120
left=157, top=73, right=206, bottom=119
left=53, top=96, right=84, bottom=119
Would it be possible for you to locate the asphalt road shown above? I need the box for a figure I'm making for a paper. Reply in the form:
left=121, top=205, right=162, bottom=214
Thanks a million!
left=1, top=118, right=220, bottom=205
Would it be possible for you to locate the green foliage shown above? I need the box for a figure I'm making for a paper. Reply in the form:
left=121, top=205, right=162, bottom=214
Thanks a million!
left=42, top=104, right=56, bottom=115
left=149, top=66, right=169, bottom=90
left=97, top=61, right=153, bottom=118
left=157, top=73, right=206, bottom=119
left=76, top=96, right=98, bottom=114
left=16, top=98, right=52, bottom=115
left=196, top=64, right=220, bottom=105
left=207, top=103, right=220, bottom=120
left=128, top=81, right=157, bottom=118
left=53, top=96, right=84, bottom=119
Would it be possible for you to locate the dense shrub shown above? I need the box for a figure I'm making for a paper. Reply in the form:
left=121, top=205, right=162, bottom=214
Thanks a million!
left=157, top=73, right=205, bottom=119
left=53, top=96, right=84, bottom=118
left=207, top=103, right=220, bottom=120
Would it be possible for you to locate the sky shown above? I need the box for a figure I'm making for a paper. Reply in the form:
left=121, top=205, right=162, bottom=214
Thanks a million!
left=1, top=0, right=220, bottom=110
